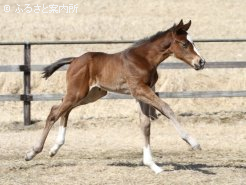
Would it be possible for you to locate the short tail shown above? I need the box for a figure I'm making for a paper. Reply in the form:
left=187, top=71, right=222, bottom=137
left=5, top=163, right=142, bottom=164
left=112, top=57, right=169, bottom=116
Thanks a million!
left=42, top=57, right=75, bottom=79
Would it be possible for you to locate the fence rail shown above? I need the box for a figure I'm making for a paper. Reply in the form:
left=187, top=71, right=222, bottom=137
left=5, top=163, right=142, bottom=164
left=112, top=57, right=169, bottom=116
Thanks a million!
left=1, top=91, right=246, bottom=102
left=1, top=38, right=246, bottom=45
left=1, top=61, right=246, bottom=72
left=0, top=39, right=246, bottom=125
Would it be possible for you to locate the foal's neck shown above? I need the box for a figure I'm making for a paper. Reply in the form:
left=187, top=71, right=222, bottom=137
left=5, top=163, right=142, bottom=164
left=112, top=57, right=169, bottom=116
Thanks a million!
left=138, top=31, right=173, bottom=67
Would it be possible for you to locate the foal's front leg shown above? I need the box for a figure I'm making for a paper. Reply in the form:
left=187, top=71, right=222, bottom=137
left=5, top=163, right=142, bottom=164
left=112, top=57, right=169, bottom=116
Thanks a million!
left=134, top=85, right=201, bottom=150
left=139, top=101, right=163, bottom=173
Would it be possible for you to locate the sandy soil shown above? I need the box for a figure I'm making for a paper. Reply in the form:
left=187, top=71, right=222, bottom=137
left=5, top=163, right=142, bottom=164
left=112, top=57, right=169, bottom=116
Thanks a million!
left=1, top=118, right=246, bottom=185
left=0, top=0, right=246, bottom=184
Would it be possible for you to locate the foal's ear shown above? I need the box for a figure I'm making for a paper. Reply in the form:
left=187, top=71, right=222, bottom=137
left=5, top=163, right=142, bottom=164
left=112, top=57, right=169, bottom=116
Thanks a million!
left=175, top=19, right=184, bottom=30
left=173, top=20, right=192, bottom=36
left=172, top=19, right=185, bottom=34
left=178, top=19, right=184, bottom=26
left=182, top=20, right=192, bottom=31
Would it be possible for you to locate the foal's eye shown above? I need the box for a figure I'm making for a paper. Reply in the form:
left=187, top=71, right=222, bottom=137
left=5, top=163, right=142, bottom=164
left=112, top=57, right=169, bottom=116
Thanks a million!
left=181, top=42, right=189, bottom=48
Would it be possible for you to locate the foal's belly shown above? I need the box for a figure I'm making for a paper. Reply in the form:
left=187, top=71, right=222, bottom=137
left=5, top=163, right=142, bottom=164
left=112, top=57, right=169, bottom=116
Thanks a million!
left=91, top=80, right=131, bottom=95
left=100, top=84, right=131, bottom=95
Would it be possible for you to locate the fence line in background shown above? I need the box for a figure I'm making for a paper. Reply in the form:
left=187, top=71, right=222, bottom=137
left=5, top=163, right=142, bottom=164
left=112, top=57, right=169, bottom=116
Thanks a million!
left=0, top=39, right=246, bottom=125
left=1, top=38, right=246, bottom=45
left=1, top=91, right=246, bottom=102
left=1, top=61, right=246, bottom=72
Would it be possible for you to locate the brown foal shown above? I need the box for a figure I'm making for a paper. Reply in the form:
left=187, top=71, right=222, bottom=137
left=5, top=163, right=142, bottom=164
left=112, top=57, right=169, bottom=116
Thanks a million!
left=25, top=20, right=205, bottom=173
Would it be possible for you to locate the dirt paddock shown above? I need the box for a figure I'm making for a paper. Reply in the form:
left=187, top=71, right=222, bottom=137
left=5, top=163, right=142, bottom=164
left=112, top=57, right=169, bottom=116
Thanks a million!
left=0, top=0, right=246, bottom=184
left=1, top=114, right=246, bottom=185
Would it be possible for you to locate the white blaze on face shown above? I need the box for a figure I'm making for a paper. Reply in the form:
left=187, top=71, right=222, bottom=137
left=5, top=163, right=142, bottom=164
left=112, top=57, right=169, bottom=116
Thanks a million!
left=187, top=34, right=202, bottom=58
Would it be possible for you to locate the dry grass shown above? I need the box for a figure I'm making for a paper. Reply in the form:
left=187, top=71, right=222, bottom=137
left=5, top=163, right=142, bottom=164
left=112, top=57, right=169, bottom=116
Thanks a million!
left=0, top=0, right=246, bottom=122
left=0, top=118, right=246, bottom=185
left=0, top=1, right=246, bottom=184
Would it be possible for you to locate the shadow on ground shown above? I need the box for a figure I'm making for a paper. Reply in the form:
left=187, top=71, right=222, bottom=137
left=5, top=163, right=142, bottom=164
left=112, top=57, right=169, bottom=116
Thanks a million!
left=108, top=161, right=246, bottom=175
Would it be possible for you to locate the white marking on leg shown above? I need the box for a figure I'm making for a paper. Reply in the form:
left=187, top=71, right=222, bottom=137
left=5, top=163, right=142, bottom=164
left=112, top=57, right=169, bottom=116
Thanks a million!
left=49, top=126, right=66, bottom=157
left=170, top=118, right=200, bottom=149
left=143, top=145, right=163, bottom=173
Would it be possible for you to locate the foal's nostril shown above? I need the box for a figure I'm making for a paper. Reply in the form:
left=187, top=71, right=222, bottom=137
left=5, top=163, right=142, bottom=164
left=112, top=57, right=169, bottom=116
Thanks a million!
left=194, top=59, right=205, bottom=70
left=199, top=59, right=205, bottom=66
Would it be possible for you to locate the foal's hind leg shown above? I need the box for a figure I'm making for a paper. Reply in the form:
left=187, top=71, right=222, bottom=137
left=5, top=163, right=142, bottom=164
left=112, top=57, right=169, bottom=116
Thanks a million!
left=49, top=86, right=107, bottom=157
left=49, top=110, right=70, bottom=157
left=139, top=101, right=163, bottom=174
left=25, top=96, right=79, bottom=161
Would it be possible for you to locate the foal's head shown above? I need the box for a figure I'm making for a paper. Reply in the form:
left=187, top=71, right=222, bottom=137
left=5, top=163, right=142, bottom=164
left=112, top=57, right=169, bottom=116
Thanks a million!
left=169, top=20, right=206, bottom=70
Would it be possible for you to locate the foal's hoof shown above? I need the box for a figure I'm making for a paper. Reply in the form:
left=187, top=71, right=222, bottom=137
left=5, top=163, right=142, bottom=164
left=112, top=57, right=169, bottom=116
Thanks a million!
left=25, top=150, right=35, bottom=161
left=153, top=166, right=164, bottom=174
left=49, top=146, right=59, bottom=157
left=145, top=162, right=164, bottom=174
left=25, top=155, right=31, bottom=161
left=49, top=151, right=56, bottom=157
left=191, top=144, right=202, bottom=151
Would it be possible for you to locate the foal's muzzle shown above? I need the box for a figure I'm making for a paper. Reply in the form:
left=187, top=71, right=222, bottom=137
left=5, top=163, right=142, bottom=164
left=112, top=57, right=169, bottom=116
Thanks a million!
left=194, top=59, right=206, bottom=70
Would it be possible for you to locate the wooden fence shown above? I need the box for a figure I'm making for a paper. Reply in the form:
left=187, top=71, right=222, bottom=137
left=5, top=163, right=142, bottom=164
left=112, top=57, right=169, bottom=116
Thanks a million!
left=0, top=39, right=246, bottom=125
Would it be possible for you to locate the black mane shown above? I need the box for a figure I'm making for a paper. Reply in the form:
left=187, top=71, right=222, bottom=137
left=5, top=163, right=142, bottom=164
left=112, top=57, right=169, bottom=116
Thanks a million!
left=132, top=26, right=173, bottom=47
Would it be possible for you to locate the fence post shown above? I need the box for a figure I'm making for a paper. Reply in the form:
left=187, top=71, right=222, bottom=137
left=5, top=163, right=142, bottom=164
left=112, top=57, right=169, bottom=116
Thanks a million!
left=23, top=43, right=31, bottom=125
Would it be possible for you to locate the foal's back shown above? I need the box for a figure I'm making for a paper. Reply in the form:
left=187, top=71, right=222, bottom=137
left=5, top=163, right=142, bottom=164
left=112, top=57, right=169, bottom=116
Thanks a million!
left=67, top=51, right=130, bottom=94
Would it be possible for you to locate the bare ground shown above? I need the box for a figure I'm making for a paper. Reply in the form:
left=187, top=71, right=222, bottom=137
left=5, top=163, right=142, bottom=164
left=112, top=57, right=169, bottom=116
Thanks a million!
left=0, top=0, right=246, bottom=184
left=1, top=116, right=246, bottom=185
left=0, top=0, right=246, bottom=123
